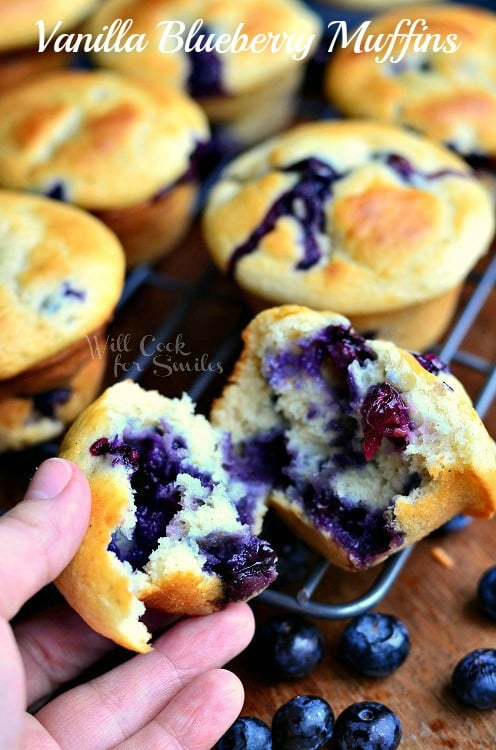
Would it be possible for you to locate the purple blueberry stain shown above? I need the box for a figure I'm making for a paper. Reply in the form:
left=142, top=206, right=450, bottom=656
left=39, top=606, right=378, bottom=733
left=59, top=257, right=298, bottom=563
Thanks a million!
left=412, top=351, right=449, bottom=375
left=263, top=324, right=375, bottom=391
left=91, top=426, right=211, bottom=570
left=222, top=430, right=289, bottom=527
left=381, top=152, right=467, bottom=182
left=228, top=158, right=342, bottom=275
left=260, top=325, right=410, bottom=566
left=90, top=426, right=278, bottom=600
left=40, top=280, right=86, bottom=313
left=61, top=281, right=86, bottom=302
left=296, top=482, right=404, bottom=568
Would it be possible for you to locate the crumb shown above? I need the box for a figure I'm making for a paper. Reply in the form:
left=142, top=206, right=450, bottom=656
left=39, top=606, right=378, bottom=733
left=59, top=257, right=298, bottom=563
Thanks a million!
left=430, top=546, right=455, bottom=569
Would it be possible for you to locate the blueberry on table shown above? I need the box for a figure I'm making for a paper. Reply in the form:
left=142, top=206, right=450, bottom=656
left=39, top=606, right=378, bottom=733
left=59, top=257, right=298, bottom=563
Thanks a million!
left=430, top=514, right=472, bottom=536
left=271, top=694, right=334, bottom=750
left=451, top=649, right=496, bottom=710
left=251, top=614, right=325, bottom=681
left=477, top=566, right=496, bottom=620
left=340, top=613, right=411, bottom=677
left=333, top=701, right=402, bottom=750
left=215, top=716, right=272, bottom=749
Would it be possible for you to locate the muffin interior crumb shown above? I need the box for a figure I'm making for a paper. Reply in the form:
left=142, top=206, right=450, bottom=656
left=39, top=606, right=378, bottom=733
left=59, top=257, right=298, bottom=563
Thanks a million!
left=89, top=422, right=278, bottom=603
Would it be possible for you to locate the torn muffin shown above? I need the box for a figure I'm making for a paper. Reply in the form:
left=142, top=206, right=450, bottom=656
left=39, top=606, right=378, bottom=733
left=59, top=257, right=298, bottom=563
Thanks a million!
left=56, top=382, right=277, bottom=653
left=211, top=306, right=496, bottom=571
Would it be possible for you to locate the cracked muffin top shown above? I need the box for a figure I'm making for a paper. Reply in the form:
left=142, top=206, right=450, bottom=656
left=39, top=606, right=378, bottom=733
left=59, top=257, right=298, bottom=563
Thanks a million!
left=0, top=69, right=209, bottom=209
left=85, top=0, right=321, bottom=97
left=325, top=5, right=496, bottom=162
left=203, top=120, right=494, bottom=314
left=0, top=189, right=125, bottom=378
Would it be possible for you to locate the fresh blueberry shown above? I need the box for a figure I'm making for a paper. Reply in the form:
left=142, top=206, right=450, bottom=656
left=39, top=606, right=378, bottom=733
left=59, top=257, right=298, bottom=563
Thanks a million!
left=333, top=701, right=402, bottom=750
left=251, top=614, right=325, bottom=681
left=430, top=514, right=472, bottom=536
left=451, top=648, right=496, bottom=709
left=215, top=716, right=272, bottom=749
left=478, top=566, right=496, bottom=620
left=340, top=612, right=411, bottom=677
left=271, top=695, right=334, bottom=750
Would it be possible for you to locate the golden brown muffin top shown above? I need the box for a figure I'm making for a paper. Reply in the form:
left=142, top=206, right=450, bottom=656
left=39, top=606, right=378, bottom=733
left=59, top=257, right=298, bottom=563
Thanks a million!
left=0, top=0, right=101, bottom=52
left=0, top=69, right=209, bottom=209
left=203, top=120, right=494, bottom=314
left=85, top=0, right=321, bottom=95
left=325, top=4, right=496, bottom=157
left=0, top=190, right=125, bottom=378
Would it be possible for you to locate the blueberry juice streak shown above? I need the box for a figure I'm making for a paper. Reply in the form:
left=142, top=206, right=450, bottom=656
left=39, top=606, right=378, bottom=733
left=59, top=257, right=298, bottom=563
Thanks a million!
left=228, top=158, right=343, bottom=275
left=90, top=428, right=201, bottom=570
left=381, top=152, right=467, bottom=182
left=89, top=426, right=278, bottom=602
left=221, top=429, right=289, bottom=527
left=263, top=324, right=417, bottom=565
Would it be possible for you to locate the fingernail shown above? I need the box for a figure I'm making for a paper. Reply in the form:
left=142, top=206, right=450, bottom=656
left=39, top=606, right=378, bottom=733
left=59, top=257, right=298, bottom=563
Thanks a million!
left=26, top=458, right=73, bottom=500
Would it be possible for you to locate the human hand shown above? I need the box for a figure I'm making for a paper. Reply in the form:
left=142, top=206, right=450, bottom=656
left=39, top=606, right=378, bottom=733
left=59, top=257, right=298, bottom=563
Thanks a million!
left=1, top=457, right=255, bottom=749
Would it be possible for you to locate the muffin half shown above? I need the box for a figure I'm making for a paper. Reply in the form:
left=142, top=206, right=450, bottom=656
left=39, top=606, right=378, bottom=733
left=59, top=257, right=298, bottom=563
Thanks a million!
left=212, top=306, right=496, bottom=571
left=56, top=382, right=278, bottom=652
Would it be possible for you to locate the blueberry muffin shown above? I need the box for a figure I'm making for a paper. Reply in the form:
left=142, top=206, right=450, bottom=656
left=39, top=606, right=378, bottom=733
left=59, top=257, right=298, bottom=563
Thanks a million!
left=0, top=0, right=100, bottom=93
left=325, top=4, right=496, bottom=180
left=56, top=381, right=278, bottom=653
left=85, top=0, right=321, bottom=147
left=211, top=306, right=496, bottom=571
left=0, top=69, right=210, bottom=266
left=0, top=190, right=125, bottom=452
left=203, top=120, right=494, bottom=351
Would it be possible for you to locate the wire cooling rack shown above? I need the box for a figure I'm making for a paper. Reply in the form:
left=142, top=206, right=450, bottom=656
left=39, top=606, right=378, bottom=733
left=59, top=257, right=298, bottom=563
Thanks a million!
left=108, top=236, right=496, bottom=620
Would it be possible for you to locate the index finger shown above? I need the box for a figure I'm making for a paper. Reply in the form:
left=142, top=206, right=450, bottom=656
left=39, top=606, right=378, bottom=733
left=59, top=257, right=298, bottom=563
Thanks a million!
left=0, top=458, right=91, bottom=621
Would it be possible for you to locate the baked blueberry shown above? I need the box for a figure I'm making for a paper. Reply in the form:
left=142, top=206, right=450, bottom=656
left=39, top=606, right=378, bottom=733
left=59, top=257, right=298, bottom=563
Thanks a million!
left=271, top=695, right=334, bottom=750
left=360, top=383, right=412, bottom=461
left=451, top=649, right=496, bottom=709
left=478, top=566, right=496, bottom=620
left=215, top=716, right=272, bottom=749
left=333, top=701, right=402, bottom=750
left=251, top=614, right=325, bottom=681
left=340, top=613, right=411, bottom=677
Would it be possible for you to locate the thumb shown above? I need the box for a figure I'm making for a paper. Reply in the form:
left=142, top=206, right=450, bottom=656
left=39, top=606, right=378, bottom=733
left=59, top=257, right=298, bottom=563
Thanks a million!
left=0, top=458, right=91, bottom=621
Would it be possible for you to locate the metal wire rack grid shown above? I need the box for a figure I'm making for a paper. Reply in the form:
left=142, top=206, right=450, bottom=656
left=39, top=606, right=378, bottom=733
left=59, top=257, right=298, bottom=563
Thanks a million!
left=112, top=239, right=496, bottom=621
